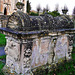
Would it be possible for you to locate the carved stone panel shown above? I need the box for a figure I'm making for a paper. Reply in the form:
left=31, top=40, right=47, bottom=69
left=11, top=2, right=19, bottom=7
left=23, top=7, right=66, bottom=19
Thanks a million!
left=31, top=38, right=51, bottom=68
left=54, top=35, right=69, bottom=63
left=40, top=38, right=50, bottom=54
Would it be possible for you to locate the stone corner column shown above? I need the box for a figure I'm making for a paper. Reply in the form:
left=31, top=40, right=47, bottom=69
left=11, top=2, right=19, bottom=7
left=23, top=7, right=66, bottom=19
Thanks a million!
left=3, top=36, right=34, bottom=75
left=67, top=34, right=74, bottom=60
left=2, top=36, right=22, bottom=74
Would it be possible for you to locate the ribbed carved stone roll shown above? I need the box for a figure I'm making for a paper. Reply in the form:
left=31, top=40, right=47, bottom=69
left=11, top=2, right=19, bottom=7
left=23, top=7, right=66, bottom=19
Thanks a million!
left=7, top=11, right=30, bottom=31
left=7, top=11, right=74, bottom=32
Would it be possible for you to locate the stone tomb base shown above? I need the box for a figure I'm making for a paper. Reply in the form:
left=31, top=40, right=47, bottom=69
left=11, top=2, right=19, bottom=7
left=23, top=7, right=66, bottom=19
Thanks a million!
left=2, top=34, right=73, bottom=75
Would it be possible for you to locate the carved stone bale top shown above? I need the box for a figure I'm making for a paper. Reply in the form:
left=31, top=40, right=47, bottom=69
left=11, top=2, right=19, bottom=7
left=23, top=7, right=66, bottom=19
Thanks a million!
left=54, top=15, right=74, bottom=29
left=0, top=11, right=74, bottom=39
left=6, top=11, right=74, bottom=32
left=7, top=11, right=30, bottom=31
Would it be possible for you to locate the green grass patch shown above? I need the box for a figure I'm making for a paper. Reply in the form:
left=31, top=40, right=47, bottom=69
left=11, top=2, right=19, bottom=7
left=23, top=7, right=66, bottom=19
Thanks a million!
left=0, top=61, right=5, bottom=75
left=0, top=33, right=6, bottom=46
left=0, top=61, right=5, bottom=70
left=0, top=55, right=6, bottom=59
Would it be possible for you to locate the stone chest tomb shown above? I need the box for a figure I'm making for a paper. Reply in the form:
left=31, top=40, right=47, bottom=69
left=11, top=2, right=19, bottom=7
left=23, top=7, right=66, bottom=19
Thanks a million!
left=0, top=10, right=74, bottom=75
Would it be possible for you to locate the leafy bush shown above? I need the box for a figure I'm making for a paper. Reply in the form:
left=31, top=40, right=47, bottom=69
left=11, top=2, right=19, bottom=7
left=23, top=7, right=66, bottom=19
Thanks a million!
left=30, top=12, right=39, bottom=16
left=0, top=61, right=4, bottom=75
left=0, top=55, right=6, bottom=59
left=0, top=62, right=4, bottom=70
left=47, top=11, right=60, bottom=17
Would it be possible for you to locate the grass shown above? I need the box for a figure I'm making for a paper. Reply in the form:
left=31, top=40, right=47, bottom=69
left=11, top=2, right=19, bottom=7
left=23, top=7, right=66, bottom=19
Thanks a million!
left=0, top=55, right=6, bottom=59
left=49, top=61, right=75, bottom=75
left=0, top=33, right=6, bottom=46
left=0, top=31, right=6, bottom=75
left=0, top=61, right=5, bottom=75
left=0, top=55, right=6, bottom=75
left=0, top=61, right=5, bottom=70
left=47, top=47, right=75, bottom=75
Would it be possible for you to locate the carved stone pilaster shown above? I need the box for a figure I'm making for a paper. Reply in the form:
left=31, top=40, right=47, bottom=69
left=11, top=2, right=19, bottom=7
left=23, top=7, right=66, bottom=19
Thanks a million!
left=21, top=40, right=33, bottom=75
left=67, top=34, right=74, bottom=60
left=48, top=37, right=57, bottom=64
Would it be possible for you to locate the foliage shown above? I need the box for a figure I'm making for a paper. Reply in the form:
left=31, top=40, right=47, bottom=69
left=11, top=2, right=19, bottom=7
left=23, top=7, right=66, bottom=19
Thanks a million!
left=72, top=47, right=75, bottom=60
left=0, top=62, right=4, bottom=70
left=0, top=33, right=6, bottom=46
left=30, top=12, right=39, bottom=16
left=0, top=61, right=4, bottom=75
left=16, top=2, right=24, bottom=6
left=16, top=2, right=24, bottom=10
left=47, top=11, right=60, bottom=17
left=26, top=0, right=31, bottom=14
left=0, top=55, right=6, bottom=59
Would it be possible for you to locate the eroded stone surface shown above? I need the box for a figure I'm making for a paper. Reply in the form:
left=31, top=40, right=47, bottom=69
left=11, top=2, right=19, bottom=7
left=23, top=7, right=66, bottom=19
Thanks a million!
left=54, top=35, right=69, bottom=63
left=31, top=34, right=72, bottom=69
left=3, top=34, right=73, bottom=75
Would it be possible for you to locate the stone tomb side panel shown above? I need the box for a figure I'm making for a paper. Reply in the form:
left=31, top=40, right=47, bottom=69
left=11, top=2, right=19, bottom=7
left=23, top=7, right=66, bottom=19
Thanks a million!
left=31, top=37, right=52, bottom=68
left=54, top=35, right=69, bottom=63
